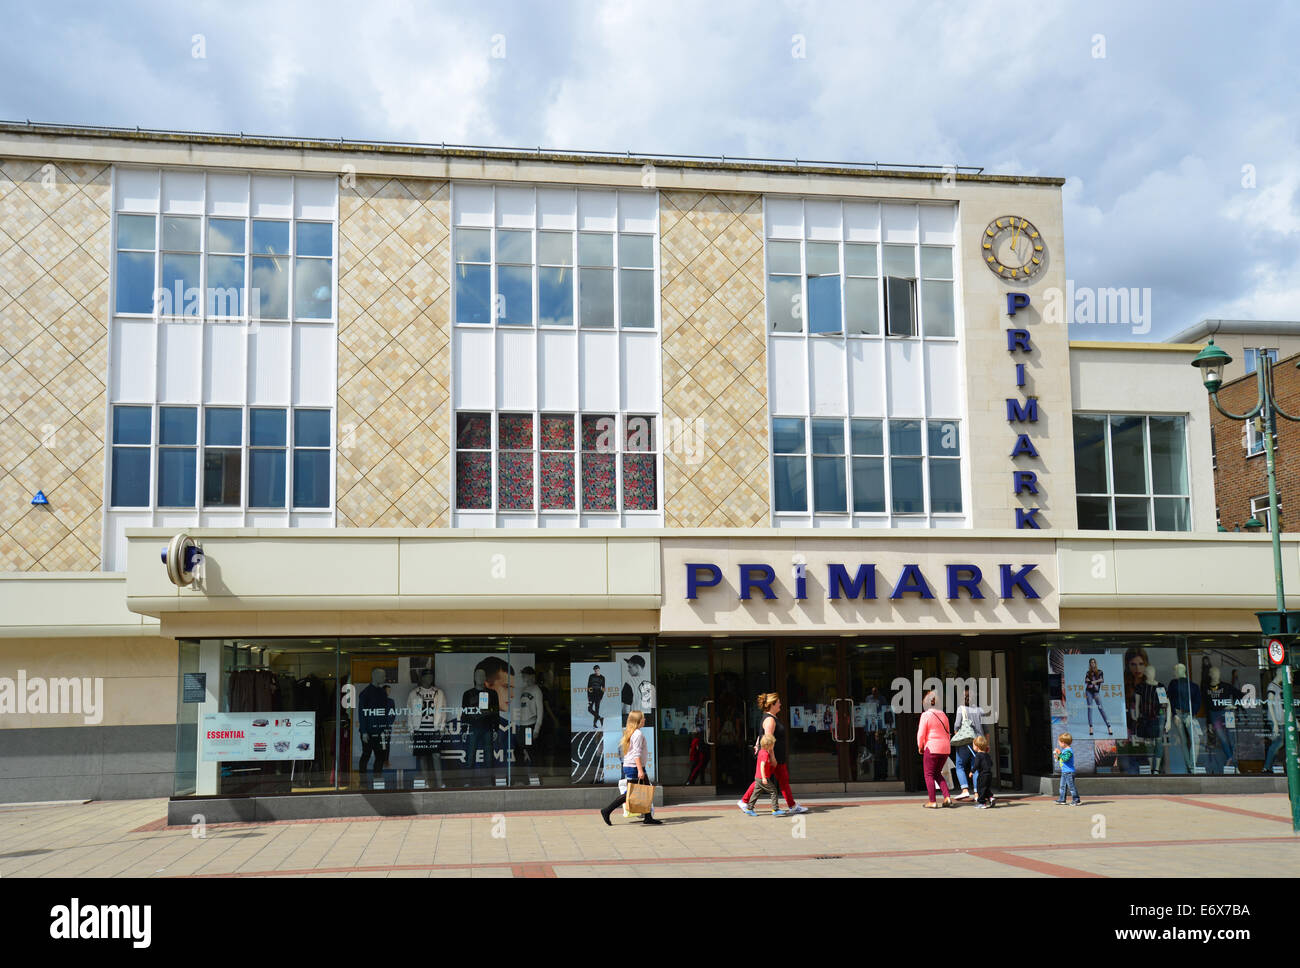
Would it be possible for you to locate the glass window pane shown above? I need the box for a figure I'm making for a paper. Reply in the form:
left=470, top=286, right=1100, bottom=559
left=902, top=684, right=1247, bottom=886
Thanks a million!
left=538, top=267, right=573, bottom=326
left=538, top=231, right=573, bottom=266
left=885, top=277, right=916, bottom=336
left=622, top=453, right=657, bottom=509
left=1077, top=496, right=1111, bottom=530
left=456, top=452, right=490, bottom=509
left=805, top=242, right=839, bottom=275
left=579, top=268, right=614, bottom=327
left=811, top=418, right=844, bottom=455
left=252, top=220, right=290, bottom=256
left=454, top=228, right=491, bottom=264
left=115, top=252, right=155, bottom=313
left=207, top=218, right=245, bottom=254
left=294, top=409, right=331, bottom=448
left=498, top=413, right=533, bottom=450
left=455, top=264, right=491, bottom=324
left=294, top=258, right=333, bottom=319
left=110, top=447, right=150, bottom=506
left=203, top=449, right=241, bottom=507
left=1073, top=415, right=1108, bottom=493
left=581, top=453, right=617, bottom=510
left=248, top=449, right=287, bottom=507
left=161, top=254, right=200, bottom=315
left=496, top=229, right=531, bottom=265
left=250, top=256, right=289, bottom=319
left=812, top=456, right=846, bottom=512
left=1110, top=415, right=1148, bottom=494
left=773, top=455, right=807, bottom=512
left=496, top=265, right=532, bottom=325
left=207, top=255, right=244, bottom=316
left=766, top=240, right=801, bottom=275
left=113, top=405, right=152, bottom=445
left=292, top=450, right=330, bottom=507
left=540, top=452, right=575, bottom=509
left=929, top=458, right=962, bottom=513
left=205, top=408, right=242, bottom=446
left=625, top=415, right=655, bottom=452
left=1115, top=496, right=1150, bottom=530
left=845, top=242, right=876, bottom=276
left=457, top=412, right=491, bottom=449
left=852, top=457, right=885, bottom=512
left=117, top=214, right=155, bottom=250
left=581, top=414, right=617, bottom=452
left=927, top=420, right=960, bottom=457
left=619, top=235, right=654, bottom=269
left=890, top=457, right=924, bottom=513
left=920, top=246, right=953, bottom=278
left=1149, top=415, right=1187, bottom=495
left=845, top=278, right=879, bottom=335
left=157, top=448, right=196, bottom=507
left=889, top=419, right=922, bottom=456
left=807, top=275, right=842, bottom=334
left=850, top=419, right=883, bottom=455
left=767, top=275, right=801, bottom=332
left=541, top=415, right=574, bottom=451
left=772, top=418, right=805, bottom=454
left=249, top=408, right=286, bottom=446
left=620, top=269, right=654, bottom=328
left=159, top=407, right=197, bottom=446
left=578, top=233, right=613, bottom=267
left=883, top=245, right=915, bottom=278
left=162, top=216, right=201, bottom=252
left=922, top=279, right=954, bottom=337
left=296, top=222, right=333, bottom=258
left=1154, top=496, right=1190, bottom=531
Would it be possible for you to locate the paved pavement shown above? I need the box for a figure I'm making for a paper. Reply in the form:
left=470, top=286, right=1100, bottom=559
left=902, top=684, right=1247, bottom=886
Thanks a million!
left=1, top=792, right=1298, bottom=878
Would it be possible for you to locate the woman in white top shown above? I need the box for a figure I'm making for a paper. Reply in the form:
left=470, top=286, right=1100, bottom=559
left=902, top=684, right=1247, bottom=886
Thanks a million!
left=952, top=688, right=985, bottom=801
left=600, top=710, right=662, bottom=825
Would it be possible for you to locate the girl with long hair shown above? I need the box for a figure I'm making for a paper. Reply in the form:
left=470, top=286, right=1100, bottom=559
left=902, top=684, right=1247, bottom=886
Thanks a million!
left=600, top=709, right=662, bottom=825
left=736, top=692, right=809, bottom=816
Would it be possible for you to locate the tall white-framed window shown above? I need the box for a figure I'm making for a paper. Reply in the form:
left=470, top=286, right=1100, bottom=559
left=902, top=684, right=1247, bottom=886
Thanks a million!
left=1073, top=413, right=1190, bottom=531
left=450, top=184, right=663, bottom=527
left=104, top=167, right=338, bottom=569
left=1244, top=417, right=1270, bottom=457
left=1244, top=347, right=1278, bottom=374
left=763, top=198, right=967, bottom=528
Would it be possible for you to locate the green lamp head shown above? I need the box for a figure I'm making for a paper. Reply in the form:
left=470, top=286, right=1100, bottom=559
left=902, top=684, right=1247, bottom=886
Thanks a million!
left=1191, top=339, right=1232, bottom=393
left=1245, top=515, right=1265, bottom=531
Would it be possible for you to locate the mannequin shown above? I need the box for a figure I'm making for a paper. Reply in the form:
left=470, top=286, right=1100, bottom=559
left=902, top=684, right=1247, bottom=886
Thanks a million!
left=864, top=687, right=882, bottom=731
left=1204, top=666, right=1237, bottom=770
left=512, top=666, right=543, bottom=785
left=358, top=668, right=395, bottom=782
left=407, top=668, right=447, bottom=788
left=1166, top=663, right=1200, bottom=773
left=1264, top=670, right=1285, bottom=773
left=1133, top=666, right=1172, bottom=773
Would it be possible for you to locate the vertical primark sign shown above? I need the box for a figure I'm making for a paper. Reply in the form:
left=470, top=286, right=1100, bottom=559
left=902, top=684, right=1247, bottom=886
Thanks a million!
left=1006, top=292, right=1041, bottom=528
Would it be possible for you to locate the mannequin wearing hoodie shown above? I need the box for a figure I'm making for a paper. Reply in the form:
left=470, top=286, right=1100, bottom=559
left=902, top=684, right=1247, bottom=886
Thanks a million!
left=358, top=668, right=395, bottom=778
left=1204, top=666, right=1237, bottom=768
left=407, top=669, right=448, bottom=788
left=1132, top=666, right=1172, bottom=773
left=1166, top=664, right=1200, bottom=773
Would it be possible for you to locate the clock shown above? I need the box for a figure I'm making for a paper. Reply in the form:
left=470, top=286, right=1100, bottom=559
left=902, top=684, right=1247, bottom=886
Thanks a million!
left=983, top=215, right=1046, bottom=281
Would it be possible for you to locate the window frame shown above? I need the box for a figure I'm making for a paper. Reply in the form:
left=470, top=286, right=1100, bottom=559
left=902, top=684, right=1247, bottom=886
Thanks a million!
left=1073, top=412, right=1191, bottom=532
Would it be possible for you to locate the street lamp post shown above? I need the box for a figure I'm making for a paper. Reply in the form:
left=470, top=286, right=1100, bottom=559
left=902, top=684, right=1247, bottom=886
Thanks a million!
left=1192, top=340, right=1300, bottom=832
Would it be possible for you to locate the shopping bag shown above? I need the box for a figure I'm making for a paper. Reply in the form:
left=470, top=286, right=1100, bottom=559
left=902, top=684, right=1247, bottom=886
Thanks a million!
left=626, top=780, right=655, bottom=815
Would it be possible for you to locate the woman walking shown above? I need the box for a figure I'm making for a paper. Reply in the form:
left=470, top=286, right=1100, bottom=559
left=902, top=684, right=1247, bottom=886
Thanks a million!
left=736, top=693, right=810, bottom=816
left=600, top=710, right=662, bottom=825
left=952, top=687, right=984, bottom=800
left=917, top=690, right=952, bottom=808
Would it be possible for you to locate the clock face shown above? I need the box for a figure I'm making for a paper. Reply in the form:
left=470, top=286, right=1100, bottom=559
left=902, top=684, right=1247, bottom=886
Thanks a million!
left=983, top=215, right=1046, bottom=281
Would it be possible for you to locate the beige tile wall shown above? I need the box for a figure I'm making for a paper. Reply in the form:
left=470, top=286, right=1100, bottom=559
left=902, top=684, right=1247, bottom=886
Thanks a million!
left=0, top=159, right=110, bottom=571
left=336, top=176, right=452, bottom=527
left=660, top=191, right=770, bottom=526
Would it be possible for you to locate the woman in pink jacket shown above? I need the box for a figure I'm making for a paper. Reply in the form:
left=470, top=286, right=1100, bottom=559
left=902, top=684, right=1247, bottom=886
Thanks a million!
left=917, top=691, right=952, bottom=808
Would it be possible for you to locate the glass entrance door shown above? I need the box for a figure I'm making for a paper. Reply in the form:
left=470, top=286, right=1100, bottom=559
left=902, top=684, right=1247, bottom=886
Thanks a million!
left=845, top=642, right=901, bottom=785
left=782, top=642, right=843, bottom=783
left=713, top=640, right=773, bottom=794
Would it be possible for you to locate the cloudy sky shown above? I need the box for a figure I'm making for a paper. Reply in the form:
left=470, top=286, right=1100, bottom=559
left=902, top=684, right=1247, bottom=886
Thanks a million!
left=3, top=0, right=1296, bottom=340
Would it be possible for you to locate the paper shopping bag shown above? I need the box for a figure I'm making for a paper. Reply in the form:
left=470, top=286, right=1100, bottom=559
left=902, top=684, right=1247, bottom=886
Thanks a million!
left=626, top=781, right=655, bottom=815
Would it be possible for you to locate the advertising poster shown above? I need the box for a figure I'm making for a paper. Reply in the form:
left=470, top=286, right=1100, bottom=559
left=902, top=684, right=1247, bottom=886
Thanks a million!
left=602, top=727, right=656, bottom=783
left=202, top=712, right=315, bottom=761
left=615, top=650, right=654, bottom=726
left=1062, top=654, right=1128, bottom=741
left=570, top=661, right=618, bottom=732
left=437, top=651, right=535, bottom=773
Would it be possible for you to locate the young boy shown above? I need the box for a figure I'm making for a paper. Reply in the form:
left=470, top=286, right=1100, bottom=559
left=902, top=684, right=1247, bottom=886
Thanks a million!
left=971, top=735, right=995, bottom=808
left=743, top=735, right=783, bottom=816
left=1053, top=732, right=1080, bottom=804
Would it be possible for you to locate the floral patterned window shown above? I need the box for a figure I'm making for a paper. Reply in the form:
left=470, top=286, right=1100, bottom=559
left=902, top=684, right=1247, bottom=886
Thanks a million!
left=622, top=415, right=657, bottom=510
left=497, top=413, right=534, bottom=510
left=540, top=414, right=576, bottom=510
left=581, top=414, right=618, bottom=511
left=455, top=412, right=491, bottom=509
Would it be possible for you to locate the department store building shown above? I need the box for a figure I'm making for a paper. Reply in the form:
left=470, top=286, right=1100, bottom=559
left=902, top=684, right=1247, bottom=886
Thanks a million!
left=0, top=122, right=1292, bottom=822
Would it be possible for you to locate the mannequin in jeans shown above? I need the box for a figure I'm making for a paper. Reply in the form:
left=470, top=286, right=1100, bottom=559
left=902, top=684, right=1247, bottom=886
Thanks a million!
left=1133, top=666, right=1171, bottom=774
left=1204, top=666, right=1237, bottom=770
left=951, top=687, right=984, bottom=801
left=1166, top=663, right=1200, bottom=773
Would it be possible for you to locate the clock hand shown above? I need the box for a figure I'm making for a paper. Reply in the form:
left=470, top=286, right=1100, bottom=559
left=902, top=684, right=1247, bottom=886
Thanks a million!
left=1009, top=220, right=1021, bottom=255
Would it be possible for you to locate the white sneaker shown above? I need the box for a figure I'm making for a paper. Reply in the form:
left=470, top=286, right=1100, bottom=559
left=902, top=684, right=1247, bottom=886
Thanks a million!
left=736, top=799, right=749, bottom=813
left=954, top=790, right=971, bottom=800
left=788, top=804, right=810, bottom=815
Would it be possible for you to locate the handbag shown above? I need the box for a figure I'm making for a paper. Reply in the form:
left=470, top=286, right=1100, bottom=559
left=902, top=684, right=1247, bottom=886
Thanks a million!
left=626, top=779, right=655, bottom=815
left=950, top=713, right=977, bottom=748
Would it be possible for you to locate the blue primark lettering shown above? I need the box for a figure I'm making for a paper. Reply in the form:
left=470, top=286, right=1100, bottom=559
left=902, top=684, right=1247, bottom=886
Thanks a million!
left=1006, top=398, right=1039, bottom=422
left=1010, top=434, right=1039, bottom=458
left=685, top=563, right=722, bottom=599
left=1013, top=471, right=1039, bottom=495
left=946, top=564, right=984, bottom=600
left=1007, top=329, right=1032, bottom=353
left=738, top=564, right=777, bottom=600
left=999, top=564, right=1040, bottom=599
left=1006, top=292, right=1030, bottom=316
left=1016, top=362, right=1026, bottom=388
left=889, top=564, right=935, bottom=600
left=827, top=563, right=877, bottom=600
left=1016, top=507, right=1041, bottom=529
